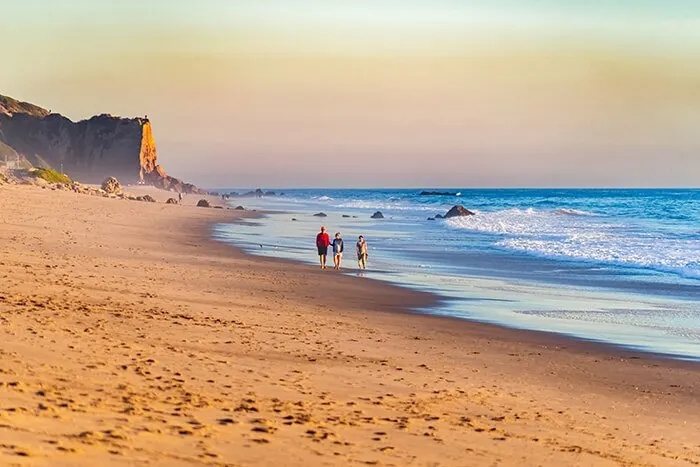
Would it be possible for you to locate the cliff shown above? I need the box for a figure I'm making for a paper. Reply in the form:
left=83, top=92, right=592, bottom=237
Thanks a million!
left=0, top=93, right=200, bottom=192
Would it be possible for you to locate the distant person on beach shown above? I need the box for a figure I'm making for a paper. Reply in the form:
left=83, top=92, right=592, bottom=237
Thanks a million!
left=178, top=192, right=183, bottom=204
left=316, top=226, right=331, bottom=269
left=331, top=232, right=344, bottom=270
left=356, top=235, right=368, bottom=269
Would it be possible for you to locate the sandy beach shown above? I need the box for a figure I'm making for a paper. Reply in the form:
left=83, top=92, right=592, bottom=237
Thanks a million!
left=1, top=183, right=699, bottom=467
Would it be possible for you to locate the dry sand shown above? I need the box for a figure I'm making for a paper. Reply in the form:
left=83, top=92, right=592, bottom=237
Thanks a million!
left=0, top=183, right=698, bottom=466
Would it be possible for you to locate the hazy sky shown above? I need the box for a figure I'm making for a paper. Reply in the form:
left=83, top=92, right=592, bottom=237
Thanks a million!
left=2, top=0, right=699, bottom=187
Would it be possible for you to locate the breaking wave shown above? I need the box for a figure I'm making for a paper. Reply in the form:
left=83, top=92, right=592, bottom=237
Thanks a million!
left=446, top=208, right=700, bottom=279
left=554, top=208, right=598, bottom=216
left=332, top=199, right=437, bottom=211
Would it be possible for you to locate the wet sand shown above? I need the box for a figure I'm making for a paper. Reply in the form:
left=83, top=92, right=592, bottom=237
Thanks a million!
left=0, top=183, right=698, bottom=466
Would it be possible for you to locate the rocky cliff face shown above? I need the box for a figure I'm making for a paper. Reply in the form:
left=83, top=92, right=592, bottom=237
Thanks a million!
left=0, top=93, right=200, bottom=192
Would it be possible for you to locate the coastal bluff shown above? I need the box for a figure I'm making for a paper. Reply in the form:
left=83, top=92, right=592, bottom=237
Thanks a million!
left=0, top=93, right=199, bottom=193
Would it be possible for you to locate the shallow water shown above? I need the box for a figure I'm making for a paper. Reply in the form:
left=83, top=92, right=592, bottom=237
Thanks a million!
left=213, top=188, right=700, bottom=360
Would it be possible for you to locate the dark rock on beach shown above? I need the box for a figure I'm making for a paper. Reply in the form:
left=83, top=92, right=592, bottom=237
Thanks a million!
left=166, top=198, right=178, bottom=204
left=342, top=214, right=351, bottom=218
left=134, top=194, right=156, bottom=203
left=371, top=211, right=384, bottom=219
left=234, top=205, right=245, bottom=210
left=444, top=205, right=475, bottom=218
left=101, top=176, right=122, bottom=194
left=196, top=199, right=210, bottom=208
left=313, top=212, right=327, bottom=217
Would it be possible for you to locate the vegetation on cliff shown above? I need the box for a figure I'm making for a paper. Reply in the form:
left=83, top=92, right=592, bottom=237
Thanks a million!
left=31, top=168, right=73, bottom=184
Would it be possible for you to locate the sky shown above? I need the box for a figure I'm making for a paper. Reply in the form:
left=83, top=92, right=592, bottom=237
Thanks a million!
left=1, top=0, right=699, bottom=187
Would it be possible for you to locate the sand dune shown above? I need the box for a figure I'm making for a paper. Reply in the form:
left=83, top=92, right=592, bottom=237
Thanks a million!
left=0, top=184, right=698, bottom=466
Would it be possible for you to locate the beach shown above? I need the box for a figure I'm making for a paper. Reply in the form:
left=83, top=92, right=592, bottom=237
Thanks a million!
left=1, top=184, right=699, bottom=466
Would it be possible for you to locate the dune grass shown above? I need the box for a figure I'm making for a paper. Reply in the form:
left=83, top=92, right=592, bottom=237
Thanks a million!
left=32, top=167, right=72, bottom=184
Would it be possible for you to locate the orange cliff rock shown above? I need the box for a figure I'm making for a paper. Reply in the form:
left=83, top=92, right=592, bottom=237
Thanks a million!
left=139, top=120, right=159, bottom=181
left=0, top=93, right=202, bottom=193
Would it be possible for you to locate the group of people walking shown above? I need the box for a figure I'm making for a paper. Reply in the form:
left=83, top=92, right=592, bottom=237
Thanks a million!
left=315, top=226, right=368, bottom=270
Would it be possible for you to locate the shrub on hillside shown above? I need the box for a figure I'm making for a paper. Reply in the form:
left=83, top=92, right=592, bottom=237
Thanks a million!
left=31, top=168, right=72, bottom=184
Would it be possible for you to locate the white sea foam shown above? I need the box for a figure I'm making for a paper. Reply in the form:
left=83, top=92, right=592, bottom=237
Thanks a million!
left=499, top=237, right=700, bottom=278
left=332, top=199, right=437, bottom=211
left=554, top=208, right=598, bottom=216
left=445, top=208, right=590, bottom=236
left=446, top=208, right=700, bottom=278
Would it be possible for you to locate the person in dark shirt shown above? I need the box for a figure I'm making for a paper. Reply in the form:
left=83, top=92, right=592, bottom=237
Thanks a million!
left=316, top=226, right=331, bottom=269
left=331, top=232, right=344, bottom=270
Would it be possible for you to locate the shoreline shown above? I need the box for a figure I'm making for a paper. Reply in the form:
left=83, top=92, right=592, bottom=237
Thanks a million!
left=209, top=216, right=700, bottom=384
left=216, top=212, right=700, bottom=365
left=211, top=193, right=700, bottom=361
left=206, top=211, right=700, bottom=409
left=1, top=184, right=698, bottom=466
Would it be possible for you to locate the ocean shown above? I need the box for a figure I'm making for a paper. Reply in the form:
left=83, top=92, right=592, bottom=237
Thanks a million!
left=212, top=189, right=700, bottom=360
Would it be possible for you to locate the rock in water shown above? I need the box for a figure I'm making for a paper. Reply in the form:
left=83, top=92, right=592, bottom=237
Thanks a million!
left=420, top=191, right=458, bottom=196
left=101, top=176, right=122, bottom=194
left=444, top=205, right=475, bottom=218
left=313, top=212, right=327, bottom=217
left=166, top=198, right=178, bottom=204
left=371, top=211, right=384, bottom=219
left=242, top=188, right=266, bottom=198
left=197, top=199, right=210, bottom=208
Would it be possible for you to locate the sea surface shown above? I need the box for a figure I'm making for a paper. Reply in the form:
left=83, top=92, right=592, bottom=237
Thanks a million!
left=212, top=189, right=700, bottom=360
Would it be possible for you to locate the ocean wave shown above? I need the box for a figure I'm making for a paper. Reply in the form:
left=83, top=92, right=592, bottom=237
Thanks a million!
left=499, top=237, right=700, bottom=279
left=444, top=208, right=598, bottom=236
left=332, top=199, right=437, bottom=211
left=553, top=208, right=598, bottom=216
left=314, top=195, right=334, bottom=201
left=445, top=207, right=700, bottom=279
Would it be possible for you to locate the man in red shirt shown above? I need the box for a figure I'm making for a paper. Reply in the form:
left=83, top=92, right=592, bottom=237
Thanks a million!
left=316, top=226, right=331, bottom=269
